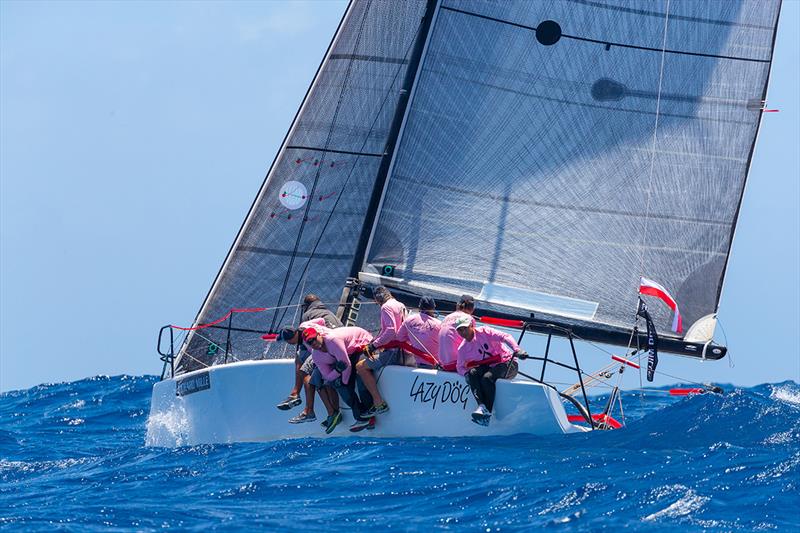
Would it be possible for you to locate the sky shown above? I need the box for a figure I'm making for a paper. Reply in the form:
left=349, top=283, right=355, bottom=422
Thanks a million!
left=1, top=1, right=798, bottom=392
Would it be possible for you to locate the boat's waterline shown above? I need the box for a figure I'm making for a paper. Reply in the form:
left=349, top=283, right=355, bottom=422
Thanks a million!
left=146, top=360, right=585, bottom=446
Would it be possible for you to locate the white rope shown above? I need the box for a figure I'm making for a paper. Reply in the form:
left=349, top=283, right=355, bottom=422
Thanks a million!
left=638, top=0, right=671, bottom=276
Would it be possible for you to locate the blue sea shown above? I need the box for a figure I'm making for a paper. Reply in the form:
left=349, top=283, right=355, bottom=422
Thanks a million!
left=1, top=376, right=798, bottom=531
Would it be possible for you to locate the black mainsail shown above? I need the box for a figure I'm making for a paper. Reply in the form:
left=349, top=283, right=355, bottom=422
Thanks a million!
left=360, top=0, right=781, bottom=357
left=174, top=0, right=781, bottom=375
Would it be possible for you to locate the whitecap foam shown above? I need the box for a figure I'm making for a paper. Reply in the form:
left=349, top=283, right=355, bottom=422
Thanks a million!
left=145, top=401, right=189, bottom=447
left=762, top=430, right=795, bottom=446
left=770, top=384, right=800, bottom=407
left=538, top=483, right=607, bottom=515
left=751, top=451, right=800, bottom=482
left=644, top=489, right=710, bottom=521
left=0, top=457, right=89, bottom=475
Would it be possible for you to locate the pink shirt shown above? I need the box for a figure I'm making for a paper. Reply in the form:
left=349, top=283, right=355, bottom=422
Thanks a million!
left=438, top=311, right=470, bottom=367
left=396, top=312, right=442, bottom=365
left=372, top=298, right=407, bottom=347
left=456, top=325, right=520, bottom=376
left=311, top=326, right=373, bottom=384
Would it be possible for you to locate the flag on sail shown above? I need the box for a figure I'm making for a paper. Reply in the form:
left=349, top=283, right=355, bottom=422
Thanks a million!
left=639, top=277, right=682, bottom=333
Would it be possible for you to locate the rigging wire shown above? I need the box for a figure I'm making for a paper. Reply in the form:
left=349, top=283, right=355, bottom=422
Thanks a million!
left=637, top=0, right=671, bottom=278
left=269, top=2, right=374, bottom=332
left=272, top=15, right=426, bottom=329
left=717, top=316, right=734, bottom=368
left=545, top=326, right=713, bottom=393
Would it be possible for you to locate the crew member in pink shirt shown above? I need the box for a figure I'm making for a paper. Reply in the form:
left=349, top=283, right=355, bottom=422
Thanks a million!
left=455, top=315, right=528, bottom=426
left=438, top=294, right=476, bottom=371
left=275, top=317, right=335, bottom=425
left=305, top=326, right=374, bottom=433
left=396, top=296, right=442, bottom=368
left=356, top=286, right=408, bottom=416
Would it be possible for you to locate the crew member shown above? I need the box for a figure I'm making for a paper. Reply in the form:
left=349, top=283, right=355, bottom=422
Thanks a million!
left=437, top=294, right=476, bottom=371
left=276, top=294, right=343, bottom=424
left=455, top=315, right=528, bottom=426
left=305, top=326, right=375, bottom=433
left=275, top=319, right=333, bottom=424
left=396, top=296, right=442, bottom=368
left=301, top=293, right=343, bottom=329
left=356, top=286, right=408, bottom=415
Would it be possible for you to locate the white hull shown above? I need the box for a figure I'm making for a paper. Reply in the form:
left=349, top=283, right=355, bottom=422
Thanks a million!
left=146, top=360, right=586, bottom=446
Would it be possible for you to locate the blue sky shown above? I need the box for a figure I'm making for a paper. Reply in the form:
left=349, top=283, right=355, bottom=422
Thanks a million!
left=1, top=1, right=798, bottom=392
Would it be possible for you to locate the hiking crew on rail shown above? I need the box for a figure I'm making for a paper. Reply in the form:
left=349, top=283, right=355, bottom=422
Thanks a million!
left=276, top=288, right=527, bottom=432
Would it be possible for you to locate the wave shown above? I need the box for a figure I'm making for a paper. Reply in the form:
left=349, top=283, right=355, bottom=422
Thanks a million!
left=1, top=376, right=797, bottom=531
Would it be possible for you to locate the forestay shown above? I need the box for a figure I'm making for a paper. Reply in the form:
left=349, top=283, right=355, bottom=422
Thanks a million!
left=363, top=0, right=781, bottom=343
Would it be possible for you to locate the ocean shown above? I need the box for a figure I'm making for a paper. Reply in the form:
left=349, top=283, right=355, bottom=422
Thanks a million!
left=1, top=376, right=798, bottom=531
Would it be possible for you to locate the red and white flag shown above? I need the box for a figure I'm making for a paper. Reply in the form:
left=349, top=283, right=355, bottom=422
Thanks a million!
left=639, top=277, right=683, bottom=333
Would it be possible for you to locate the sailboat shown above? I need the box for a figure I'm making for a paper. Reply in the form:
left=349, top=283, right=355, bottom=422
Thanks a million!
left=146, top=0, right=781, bottom=446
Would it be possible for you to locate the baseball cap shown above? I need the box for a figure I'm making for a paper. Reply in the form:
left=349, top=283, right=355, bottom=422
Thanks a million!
left=280, top=327, right=297, bottom=342
left=454, top=315, right=474, bottom=330
left=302, top=327, right=320, bottom=343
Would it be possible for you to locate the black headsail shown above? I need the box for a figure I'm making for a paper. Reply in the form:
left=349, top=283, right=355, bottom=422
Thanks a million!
left=175, top=0, right=431, bottom=374
left=358, top=0, right=782, bottom=358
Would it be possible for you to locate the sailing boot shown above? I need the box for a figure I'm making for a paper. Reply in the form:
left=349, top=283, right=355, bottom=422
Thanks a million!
left=276, top=395, right=301, bottom=411
left=324, top=411, right=342, bottom=434
left=366, top=402, right=389, bottom=416
left=349, top=417, right=376, bottom=432
left=471, top=404, right=491, bottom=426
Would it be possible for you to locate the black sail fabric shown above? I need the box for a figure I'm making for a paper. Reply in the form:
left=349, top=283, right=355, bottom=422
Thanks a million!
left=176, top=0, right=428, bottom=374
left=364, top=0, right=781, bottom=340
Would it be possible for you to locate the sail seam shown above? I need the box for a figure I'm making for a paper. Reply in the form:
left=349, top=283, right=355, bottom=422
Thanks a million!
left=380, top=208, right=728, bottom=257
left=423, top=69, right=757, bottom=126
left=564, top=0, right=774, bottom=29
left=329, top=53, right=409, bottom=65
left=237, top=246, right=352, bottom=261
left=439, top=5, right=770, bottom=64
left=391, top=174, right=733, bottom=227
left=285, top=145, right=384, bottom=158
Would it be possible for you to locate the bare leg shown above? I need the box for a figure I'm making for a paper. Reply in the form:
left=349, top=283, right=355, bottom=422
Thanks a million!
left=330, top=387, right=339, bottom=411
left=318, top=386, right=334, bottom=416
left=302, top=374, right=315, bottom=415
left=290, top=360, right=303, bottom=397
left=356, top=359, right=384, bottom=405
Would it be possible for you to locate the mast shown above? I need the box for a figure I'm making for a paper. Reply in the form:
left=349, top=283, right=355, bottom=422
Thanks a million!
left=338, top=0, right=440, bottom=321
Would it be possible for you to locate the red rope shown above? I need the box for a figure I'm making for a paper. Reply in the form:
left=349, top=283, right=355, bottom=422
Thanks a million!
left=170, top=307, right=269, bottom=331
left=381, top=340, right=441, bottom=368
left=479, top=316, right=525, bottom=328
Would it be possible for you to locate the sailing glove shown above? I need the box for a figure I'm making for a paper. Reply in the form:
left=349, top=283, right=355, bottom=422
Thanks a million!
left=514, top=350, right=529, bottom=360
left=333, top=360, right=347, bottom=373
